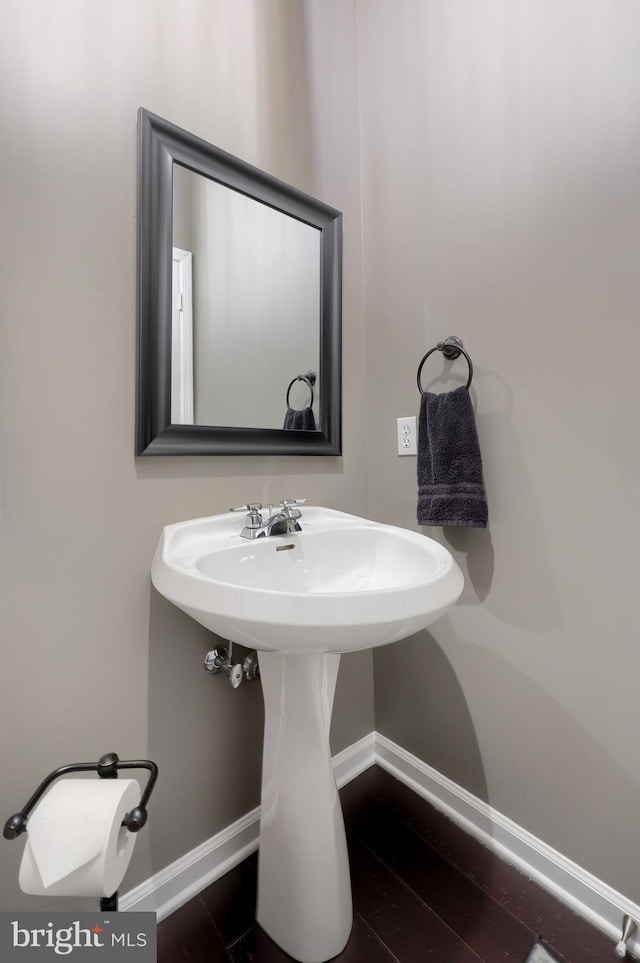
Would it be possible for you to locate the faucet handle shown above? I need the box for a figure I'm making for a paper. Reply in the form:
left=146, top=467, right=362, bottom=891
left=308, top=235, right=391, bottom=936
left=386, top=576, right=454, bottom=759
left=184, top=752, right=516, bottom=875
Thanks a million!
left=279, top=498, right=306, bottom=519
left=230, top=503, right=263, bottom=533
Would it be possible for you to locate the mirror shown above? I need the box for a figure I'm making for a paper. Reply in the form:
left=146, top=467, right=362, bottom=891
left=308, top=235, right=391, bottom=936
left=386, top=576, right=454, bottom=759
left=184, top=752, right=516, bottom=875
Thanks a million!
left=137, top=108, right=342, bottom=455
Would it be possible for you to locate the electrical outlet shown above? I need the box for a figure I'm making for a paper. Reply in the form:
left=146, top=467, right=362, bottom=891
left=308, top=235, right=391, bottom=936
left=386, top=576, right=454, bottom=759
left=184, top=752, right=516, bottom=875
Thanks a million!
left=396, top=416, right=417, bottom=456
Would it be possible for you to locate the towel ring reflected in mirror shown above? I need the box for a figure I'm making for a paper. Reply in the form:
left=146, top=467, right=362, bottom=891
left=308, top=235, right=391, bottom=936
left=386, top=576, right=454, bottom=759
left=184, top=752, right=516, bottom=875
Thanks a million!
left=417, top=336, right=473, bottom=394
left=286, top=370, right=316, bottom=410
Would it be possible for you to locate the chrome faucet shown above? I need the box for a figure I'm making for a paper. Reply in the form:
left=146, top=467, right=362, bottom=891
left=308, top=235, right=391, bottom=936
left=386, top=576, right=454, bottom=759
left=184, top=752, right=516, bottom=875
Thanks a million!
left=230, top=500, right=306, bottom=539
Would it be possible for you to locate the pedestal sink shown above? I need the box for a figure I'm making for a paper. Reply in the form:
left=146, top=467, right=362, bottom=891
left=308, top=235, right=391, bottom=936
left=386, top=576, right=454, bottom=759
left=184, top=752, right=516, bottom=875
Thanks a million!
left=151, top=506, right=463, bottom=962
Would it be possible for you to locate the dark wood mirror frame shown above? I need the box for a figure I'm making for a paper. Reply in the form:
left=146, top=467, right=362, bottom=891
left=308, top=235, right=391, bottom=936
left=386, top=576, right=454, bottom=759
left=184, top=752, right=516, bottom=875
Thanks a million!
left=136, top=108, right=342, bottom=456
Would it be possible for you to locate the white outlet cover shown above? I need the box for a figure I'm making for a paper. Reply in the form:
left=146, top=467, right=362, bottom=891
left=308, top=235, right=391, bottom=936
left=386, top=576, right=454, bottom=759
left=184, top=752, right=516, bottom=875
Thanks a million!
left=396, top=417, right=417, bottom=456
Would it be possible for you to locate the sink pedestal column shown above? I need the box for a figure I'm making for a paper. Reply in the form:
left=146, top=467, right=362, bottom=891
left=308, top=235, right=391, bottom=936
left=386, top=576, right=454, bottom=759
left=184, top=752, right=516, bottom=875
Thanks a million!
left=257, top=651, right=352, bottom=963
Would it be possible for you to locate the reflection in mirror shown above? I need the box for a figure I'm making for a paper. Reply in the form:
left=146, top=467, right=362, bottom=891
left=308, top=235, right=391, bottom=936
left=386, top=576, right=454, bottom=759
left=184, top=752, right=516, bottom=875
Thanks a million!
left=172, top=164, right=320, bottom=430
left=136, top=108, right=342, bottom=456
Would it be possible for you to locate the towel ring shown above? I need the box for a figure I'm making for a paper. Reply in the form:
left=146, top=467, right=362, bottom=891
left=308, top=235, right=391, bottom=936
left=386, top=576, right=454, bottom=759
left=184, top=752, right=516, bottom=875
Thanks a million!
left=417, top=337, right=473, bottom=394
left=286, top=369, right=316, bottom=410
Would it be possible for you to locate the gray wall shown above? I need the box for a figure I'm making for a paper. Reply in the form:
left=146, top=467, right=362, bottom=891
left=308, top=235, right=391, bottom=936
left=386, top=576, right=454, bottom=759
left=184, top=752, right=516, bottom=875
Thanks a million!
left=359, top=0, right=640, bottom=904
left=0, top=0, right=373, bottom=911
left=2, top=0, right=639, bottom=922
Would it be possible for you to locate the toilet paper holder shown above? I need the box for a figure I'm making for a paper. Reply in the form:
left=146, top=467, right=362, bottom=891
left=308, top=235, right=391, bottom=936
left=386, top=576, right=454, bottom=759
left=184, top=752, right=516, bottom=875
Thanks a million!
left=3, top=751, right=158, bottom=911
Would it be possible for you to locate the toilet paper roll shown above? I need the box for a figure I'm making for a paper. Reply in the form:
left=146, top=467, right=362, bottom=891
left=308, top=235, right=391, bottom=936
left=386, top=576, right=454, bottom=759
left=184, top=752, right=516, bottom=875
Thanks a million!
left=18, top=778, right=140, bottom=898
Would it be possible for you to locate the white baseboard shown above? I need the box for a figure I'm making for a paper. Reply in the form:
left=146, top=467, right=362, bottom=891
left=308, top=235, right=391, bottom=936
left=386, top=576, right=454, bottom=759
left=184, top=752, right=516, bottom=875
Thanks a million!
left=119, top=806, right=261, bottom=920
left=120, top=730, right=639, bottom=960
left=374, top=732, right=640, bottom=961
left=332, top=731, right=378, bottom=788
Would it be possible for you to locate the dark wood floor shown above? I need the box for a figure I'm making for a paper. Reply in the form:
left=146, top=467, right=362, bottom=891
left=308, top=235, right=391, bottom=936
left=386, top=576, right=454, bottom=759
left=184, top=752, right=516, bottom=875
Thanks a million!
left=158, top=765, right=614, bottom=962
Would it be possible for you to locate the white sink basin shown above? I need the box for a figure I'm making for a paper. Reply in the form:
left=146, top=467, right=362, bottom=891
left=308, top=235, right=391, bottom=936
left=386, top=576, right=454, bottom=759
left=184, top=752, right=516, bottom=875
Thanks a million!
left=151, top=505, right=463, bottom=963
left=151, top=505, right=463, bottom=653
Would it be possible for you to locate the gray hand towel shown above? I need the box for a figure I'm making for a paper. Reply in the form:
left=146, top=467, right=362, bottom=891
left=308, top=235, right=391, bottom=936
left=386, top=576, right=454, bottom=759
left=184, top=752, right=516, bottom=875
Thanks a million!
left=417, top=386, right=488, bottom=528
left=283, top=406, right=316, bottom=430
